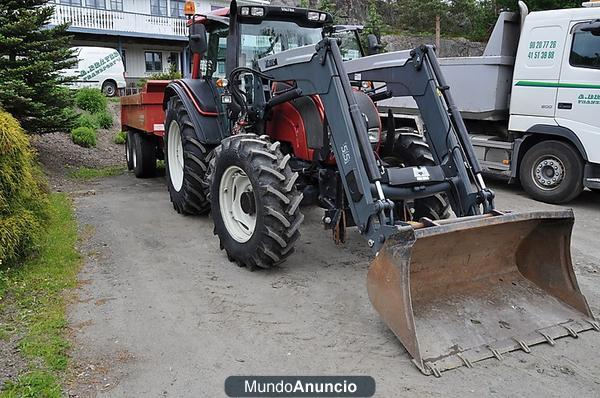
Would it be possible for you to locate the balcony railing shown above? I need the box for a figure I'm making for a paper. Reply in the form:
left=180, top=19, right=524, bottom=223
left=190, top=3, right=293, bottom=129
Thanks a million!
left=50, top=4, right=187, bottom=38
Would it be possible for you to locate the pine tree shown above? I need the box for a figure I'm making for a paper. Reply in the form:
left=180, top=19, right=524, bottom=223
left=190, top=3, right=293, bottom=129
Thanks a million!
left=0, top=0, right=77, bottom=134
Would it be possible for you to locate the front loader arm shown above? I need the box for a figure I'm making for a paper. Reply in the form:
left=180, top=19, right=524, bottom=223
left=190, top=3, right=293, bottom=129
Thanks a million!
left=256, top=39, right=398, bottom=251
left=344, top=46, right=495, bottom=216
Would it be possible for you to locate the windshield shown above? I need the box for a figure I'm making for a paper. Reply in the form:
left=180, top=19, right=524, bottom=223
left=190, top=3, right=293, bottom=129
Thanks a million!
left=333, top=31, right=363, bottom=61
left=240, top=20, right=323, bottom=68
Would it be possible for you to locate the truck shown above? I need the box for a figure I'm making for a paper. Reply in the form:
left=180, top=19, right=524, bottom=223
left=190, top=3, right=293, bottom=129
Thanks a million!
left=376, top=1, right=600, bottom=203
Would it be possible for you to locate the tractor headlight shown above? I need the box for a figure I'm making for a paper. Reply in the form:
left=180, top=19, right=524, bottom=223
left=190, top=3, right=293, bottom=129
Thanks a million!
left=221, top=94, right=232, bottom=104
left=319, top=13, right=327, bottom=21
left=368, top=127, right=381, bottom=144
left=250, top=7, right=264, bottom=16
left=240, top=7, right=250, bottom=16
left=307, top=11, right=320, bottom=21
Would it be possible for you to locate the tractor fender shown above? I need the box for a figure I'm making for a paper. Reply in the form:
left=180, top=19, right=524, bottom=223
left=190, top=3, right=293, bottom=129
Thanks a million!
left=163, top=79, right=225, bottom=145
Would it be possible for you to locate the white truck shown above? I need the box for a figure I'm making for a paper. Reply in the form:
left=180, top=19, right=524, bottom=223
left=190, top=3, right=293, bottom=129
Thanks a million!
left=379, top=1, right=600, bottom=203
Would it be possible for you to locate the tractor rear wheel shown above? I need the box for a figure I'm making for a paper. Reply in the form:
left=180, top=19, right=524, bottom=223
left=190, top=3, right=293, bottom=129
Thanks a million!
left=385, top=128, right=451, bottom=221
left=164, top=96, right=212, bottom=215
left=208, top=134, right=304, bottom=269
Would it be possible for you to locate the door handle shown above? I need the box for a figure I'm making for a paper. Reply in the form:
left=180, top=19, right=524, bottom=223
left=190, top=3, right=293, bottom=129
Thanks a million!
left=558, top=102, right=572, bottom=110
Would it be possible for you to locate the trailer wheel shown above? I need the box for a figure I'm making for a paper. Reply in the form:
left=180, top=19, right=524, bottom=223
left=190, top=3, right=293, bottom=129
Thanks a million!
left=385, top=128, right=451, bottom=220
left=125, top=131, right=135, bottom=171
left=133, top=131, right=157, bottom=178
left=164, top=96, right=212, bottom=215
left=208, top=134, right=304, bottom=269
left=520, top=140, right=583, bottom=204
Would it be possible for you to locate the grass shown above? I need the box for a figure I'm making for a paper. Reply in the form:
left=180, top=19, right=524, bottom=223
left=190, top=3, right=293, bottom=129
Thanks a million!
left=68, top=165, right=125, bottom=180
left=0, top=194, right=80, bottom=397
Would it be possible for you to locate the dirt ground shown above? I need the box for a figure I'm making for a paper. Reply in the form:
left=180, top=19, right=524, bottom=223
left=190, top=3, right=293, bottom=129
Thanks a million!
left=60, top=169, right=600, bottom=397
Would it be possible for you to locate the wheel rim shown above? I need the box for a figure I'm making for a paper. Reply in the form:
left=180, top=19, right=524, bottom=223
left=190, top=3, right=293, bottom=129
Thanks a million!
left=132, top=141, right=137, bottom=169
left=219, top=165, right=256, bottom=243
left=532, top=155, right=565, bottom=191
left=167, top=121, right=184, bottom=192
left=104, top=84, right=115, bottom=96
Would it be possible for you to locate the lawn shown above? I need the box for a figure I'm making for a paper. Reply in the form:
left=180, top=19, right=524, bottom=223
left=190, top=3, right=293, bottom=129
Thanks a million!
left=0, top=194, right=80, bottom=397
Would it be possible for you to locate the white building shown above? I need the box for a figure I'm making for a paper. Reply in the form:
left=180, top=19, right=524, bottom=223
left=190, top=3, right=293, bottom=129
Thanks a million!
left=48, top=0, right=263, bottom=86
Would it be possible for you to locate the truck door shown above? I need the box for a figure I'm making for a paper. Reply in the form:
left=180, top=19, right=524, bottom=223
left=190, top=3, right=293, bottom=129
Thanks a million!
left=555, top=19, right=600, bottom=163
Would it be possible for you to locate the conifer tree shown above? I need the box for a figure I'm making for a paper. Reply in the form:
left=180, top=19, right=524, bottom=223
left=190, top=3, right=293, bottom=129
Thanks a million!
left=0, top=0, right=77, bottom=133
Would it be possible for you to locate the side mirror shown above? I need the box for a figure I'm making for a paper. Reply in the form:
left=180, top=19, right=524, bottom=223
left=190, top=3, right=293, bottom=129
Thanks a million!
left=582, top=20, right=600, bottom=36
left=189, top=23, right=208, bottom=56
left=367, top=34, right=382, bottom=55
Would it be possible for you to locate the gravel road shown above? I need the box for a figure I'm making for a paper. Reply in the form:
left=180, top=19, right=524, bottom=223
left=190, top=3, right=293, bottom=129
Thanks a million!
left=67, top=174, right=600, bottom=397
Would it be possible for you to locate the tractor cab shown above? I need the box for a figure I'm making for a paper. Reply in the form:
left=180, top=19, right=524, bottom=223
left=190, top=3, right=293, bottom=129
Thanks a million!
left=185, top=3, right=333, bottom=80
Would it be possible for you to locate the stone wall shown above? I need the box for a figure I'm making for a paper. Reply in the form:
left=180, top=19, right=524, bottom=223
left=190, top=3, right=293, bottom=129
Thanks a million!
left=382, top=34, right=486, bottom=57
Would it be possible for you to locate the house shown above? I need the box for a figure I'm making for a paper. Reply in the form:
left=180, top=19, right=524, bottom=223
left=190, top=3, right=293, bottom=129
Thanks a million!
left=48, top=0, right=266, bottom=86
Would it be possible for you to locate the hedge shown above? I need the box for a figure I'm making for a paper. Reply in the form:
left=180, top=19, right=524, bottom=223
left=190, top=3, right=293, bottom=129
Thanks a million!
left=0, top=110, right=49, bottom=266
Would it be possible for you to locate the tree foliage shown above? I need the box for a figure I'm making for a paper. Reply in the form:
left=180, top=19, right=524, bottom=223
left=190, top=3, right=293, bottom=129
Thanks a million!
left=0, top=0, right=77, bottom=134
left=311, top=0, right=584, bottom=41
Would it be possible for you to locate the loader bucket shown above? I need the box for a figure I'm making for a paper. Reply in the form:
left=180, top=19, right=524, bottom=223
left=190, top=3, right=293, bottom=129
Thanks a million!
left=367, top=210, right=598, bottom=376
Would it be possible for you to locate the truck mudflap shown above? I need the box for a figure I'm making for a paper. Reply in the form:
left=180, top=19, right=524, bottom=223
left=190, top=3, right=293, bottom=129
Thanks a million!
left=367, top=210, right=598, bottom=376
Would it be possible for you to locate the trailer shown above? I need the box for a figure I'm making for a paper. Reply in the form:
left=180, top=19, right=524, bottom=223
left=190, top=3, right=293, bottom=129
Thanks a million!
left=377, top=1, right=600, bottom=203
left=121, top=80, right=168, bottom=178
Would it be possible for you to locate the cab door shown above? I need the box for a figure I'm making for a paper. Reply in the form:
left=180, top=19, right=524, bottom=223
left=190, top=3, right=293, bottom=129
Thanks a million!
left=554, top=19, right=600, bottom=162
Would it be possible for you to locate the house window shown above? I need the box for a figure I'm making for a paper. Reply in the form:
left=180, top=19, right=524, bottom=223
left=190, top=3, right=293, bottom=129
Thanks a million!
left=150, top=0, right=167, bottom=16
left=110, top=0, right=123, bottom=11
left=58, top=0, right=82, bottom=5
left=170, top=0, right=186, bottom=18
left=85, top=0, right=106, bottom=8
left=145, top=51, right=163, bottom=72
left=169, top=52, right=180, bottom=71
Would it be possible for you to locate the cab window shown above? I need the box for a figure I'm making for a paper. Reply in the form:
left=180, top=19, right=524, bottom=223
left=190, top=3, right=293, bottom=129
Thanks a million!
left=203, top=25, right=228, bottom=79
left=333, top=31, right=363, bottom=61
left=570, top=22, right=600, bottom=70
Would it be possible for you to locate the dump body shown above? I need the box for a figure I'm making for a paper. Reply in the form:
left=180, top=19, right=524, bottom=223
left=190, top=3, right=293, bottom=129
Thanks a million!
left=368, top=210, right=598, bottom=376
left=120, top=80, right=169, bottom=136
left=378, top=55, right=515, bottom=121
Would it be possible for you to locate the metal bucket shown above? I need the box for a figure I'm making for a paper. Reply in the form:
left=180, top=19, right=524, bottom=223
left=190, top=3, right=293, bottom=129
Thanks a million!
left=367, top=210, right=598, bottom=376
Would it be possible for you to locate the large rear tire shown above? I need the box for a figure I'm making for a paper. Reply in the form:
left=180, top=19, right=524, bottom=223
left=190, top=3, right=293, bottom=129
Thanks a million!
left=208, top=134, right=304, bottom=269
left=385, top=128, right=450, bottom=220
left=519, top=140, right=583, bottom=204
left=164, top=96, right=212, bottom=215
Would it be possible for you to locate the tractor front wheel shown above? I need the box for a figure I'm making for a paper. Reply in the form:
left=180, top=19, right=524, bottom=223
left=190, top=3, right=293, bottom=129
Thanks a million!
left=208, top=135, right=304, bottom=269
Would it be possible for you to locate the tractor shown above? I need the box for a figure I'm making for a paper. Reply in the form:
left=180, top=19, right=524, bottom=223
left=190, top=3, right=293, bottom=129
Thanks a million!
left=158, top=1, right=597, bottom=376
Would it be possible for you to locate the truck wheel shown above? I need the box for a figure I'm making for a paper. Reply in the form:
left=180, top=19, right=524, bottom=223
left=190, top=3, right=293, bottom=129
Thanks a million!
left=102, top=80, right=117, bottom=97
left=208, top=135, right=304, bottom=269
left=133, top=132, right=157, bottom=178
left=520, top=140, right=584, bottom=204
left=385, top=128, right=451, bottom=220
left=164, top=96, right=212, bottom=215
left=125, top=131, right=135, bottom=171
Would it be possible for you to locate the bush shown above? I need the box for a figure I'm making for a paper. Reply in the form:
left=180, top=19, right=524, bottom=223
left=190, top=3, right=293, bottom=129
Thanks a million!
left=71, top=127, right=97, bottom=148
left=113, top=131, right=126, bottom=145
left=76, top=113, right=98, bottom=130
left=0, top=110, right=49, bottom=266
left=96, top=111, right=113, bottom=129
left=75, top=88, right=107, bottom=114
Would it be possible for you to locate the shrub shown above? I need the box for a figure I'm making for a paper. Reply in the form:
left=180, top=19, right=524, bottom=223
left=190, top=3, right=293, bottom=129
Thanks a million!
left=96, top=111, right=113, bottom=129
left=76, top=113, right=98, bottom=130
left=75, top=88, right=107, bottom=114
left=71, top=127, right=97, bottom=148
left=0, top=110, right=49, bottom=266
left=113, top=131, right=126, bottom=145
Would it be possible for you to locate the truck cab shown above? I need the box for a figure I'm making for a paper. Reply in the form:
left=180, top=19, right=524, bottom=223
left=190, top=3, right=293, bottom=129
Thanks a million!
left=510, top=4, right=600, bottom=200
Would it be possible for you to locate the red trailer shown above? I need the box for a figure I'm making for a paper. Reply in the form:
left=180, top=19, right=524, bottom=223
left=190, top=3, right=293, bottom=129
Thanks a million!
left=121, top=81, right=169, bottom=177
